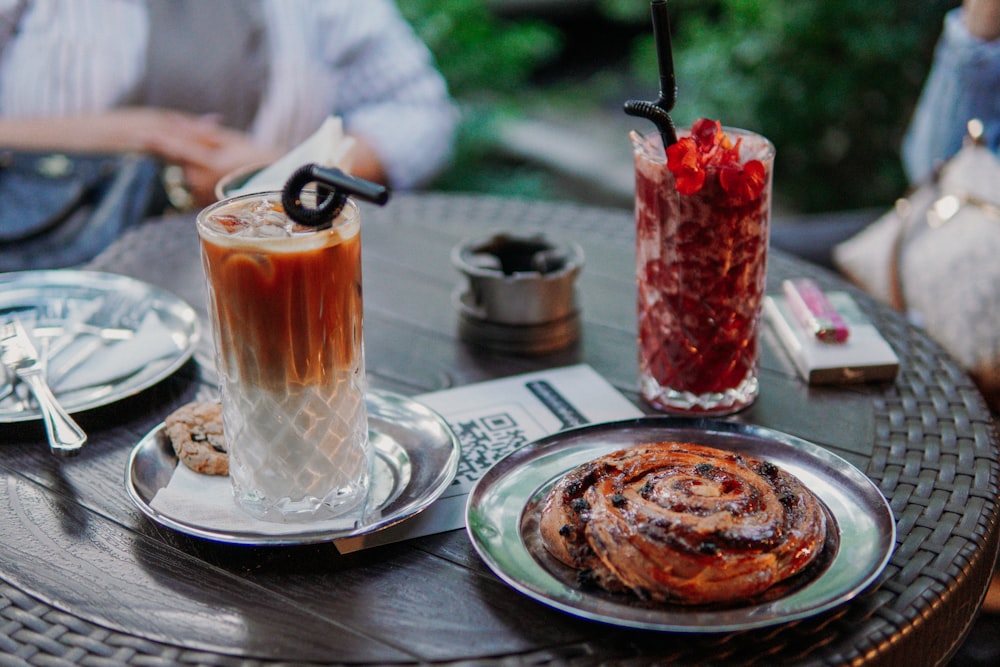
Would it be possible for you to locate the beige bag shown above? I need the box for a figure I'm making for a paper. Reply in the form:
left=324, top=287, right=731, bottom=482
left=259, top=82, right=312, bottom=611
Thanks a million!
left=833, top=123, right=1000, bottom=409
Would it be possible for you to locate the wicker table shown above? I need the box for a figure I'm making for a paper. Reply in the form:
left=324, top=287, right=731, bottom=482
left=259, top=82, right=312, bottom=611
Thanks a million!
left=0, top=193, right=997, bottom=666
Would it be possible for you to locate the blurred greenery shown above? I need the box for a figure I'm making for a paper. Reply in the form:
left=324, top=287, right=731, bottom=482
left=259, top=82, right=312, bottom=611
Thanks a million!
left=399, top=0, right=564, bottom=197
left=656, top=0, right=959, bottom=212
left=404, top=0, right=959, bottom=213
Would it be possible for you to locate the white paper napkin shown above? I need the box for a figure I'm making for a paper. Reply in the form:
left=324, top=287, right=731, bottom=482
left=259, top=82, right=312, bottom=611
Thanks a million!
left=50, top=310, right=179, bottom=393
left=149, top=463, right=363, bottom=536
left=229, top=116, right=356, bottom=196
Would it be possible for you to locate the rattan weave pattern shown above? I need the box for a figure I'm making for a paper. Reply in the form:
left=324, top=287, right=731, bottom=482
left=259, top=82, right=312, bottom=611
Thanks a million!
left=0, top=193, right=996, bottom=665
left=857, top=303, right=1000, bottom=664
left=1, top=581, right=191, bottom=666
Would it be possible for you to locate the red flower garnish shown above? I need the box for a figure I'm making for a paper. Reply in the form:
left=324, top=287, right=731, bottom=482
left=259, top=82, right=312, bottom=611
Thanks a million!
left=691, top=118, right=731, bottom=154
left=665, top=138, right=705, bottom=195
left=719, top=159, right=766, bottom=205
left=666, top=118, right=767, bottom=203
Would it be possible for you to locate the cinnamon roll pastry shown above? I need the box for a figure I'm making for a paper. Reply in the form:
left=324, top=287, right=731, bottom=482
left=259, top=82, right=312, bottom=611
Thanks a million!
left=538, top=441, right=827, bottom=605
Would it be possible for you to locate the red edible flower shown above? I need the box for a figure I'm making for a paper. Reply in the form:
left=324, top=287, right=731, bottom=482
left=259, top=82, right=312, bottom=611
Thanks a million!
left=665, top=138, right=705, bottom=195
left=691, top=118, right=730, bottom=154
left=719, top=159, right=767, bottom=206
left=665, top=118, right=767, bottom=203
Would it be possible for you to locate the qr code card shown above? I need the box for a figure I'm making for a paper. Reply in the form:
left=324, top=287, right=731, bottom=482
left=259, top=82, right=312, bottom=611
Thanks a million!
left=335, top=364, right=642, bottom=552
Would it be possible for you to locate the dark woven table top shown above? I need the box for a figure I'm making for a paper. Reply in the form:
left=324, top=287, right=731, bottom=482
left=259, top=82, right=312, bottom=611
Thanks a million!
left=0, top=193, right=997, bottom=666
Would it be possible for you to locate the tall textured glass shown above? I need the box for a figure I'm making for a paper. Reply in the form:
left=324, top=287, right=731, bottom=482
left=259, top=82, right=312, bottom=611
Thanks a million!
left=632, top=122, right=775, bottom=415
left=197, top=192, right=370, bottom=523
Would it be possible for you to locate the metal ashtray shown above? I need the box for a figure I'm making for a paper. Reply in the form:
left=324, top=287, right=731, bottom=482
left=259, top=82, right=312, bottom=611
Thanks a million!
left=451, top=232, right=584, bottom=354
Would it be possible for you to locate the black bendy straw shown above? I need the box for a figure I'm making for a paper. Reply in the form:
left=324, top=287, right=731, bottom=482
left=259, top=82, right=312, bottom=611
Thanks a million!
left=623, top=0, right=678, bottom=148
left=282, top=164, right=390, bottom=227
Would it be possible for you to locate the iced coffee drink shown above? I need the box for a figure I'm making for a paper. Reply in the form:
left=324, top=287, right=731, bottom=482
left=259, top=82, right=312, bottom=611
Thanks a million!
left=197, top=192, right=369, bottom=523
left=632, top=119, right=774, bottom=415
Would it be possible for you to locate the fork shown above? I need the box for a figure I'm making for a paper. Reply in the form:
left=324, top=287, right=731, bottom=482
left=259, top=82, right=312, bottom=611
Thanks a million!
left=1, top=319, right=87, bottom=456
left=47, top=293, right=146, bottom=383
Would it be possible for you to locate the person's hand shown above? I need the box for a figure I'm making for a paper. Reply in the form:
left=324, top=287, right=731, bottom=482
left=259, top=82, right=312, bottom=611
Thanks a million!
left=0, top=107, right=206, bottom=153
left=0, top=108, right=279, bottom=207
left=0, top=107, right=390, bottom=207
left=344, top=134, right=388, bottom=187
left=140, top=115, right=282, bottom=207
left=963, top=0, right=1000, bottom=41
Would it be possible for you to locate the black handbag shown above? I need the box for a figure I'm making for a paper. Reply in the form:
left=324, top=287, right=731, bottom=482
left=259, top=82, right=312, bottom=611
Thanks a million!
left=0, top=150, right=168, bottom=272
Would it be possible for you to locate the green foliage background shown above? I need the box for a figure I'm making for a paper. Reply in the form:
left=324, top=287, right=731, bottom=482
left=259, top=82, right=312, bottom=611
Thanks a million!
left=651, top=0, right=959, bottom=212
left=399, top=0, right=564, bottom=197
left=404, top=0, right=959, bottom=213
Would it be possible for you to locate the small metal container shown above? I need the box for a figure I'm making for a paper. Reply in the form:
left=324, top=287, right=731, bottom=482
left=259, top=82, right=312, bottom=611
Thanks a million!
left=451, top=232, right=584, bottom=354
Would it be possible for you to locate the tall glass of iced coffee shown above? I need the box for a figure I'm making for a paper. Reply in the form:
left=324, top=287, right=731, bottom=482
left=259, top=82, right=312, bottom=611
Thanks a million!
left=632, top=118, right=774, bottom=415
left=197, top=191, right=369, bottom=523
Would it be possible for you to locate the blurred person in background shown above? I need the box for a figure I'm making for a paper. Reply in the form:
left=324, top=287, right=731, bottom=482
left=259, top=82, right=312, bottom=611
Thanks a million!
left=772, top=0, right=1000, bottom=268
left=903, top=0, right=1000, bottom=183
left=0, top=0, right=459, bottom=207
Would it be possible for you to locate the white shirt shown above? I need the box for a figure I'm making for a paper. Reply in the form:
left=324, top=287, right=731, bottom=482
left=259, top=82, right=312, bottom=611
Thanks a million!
left=0, top=0, right=459, bottom=189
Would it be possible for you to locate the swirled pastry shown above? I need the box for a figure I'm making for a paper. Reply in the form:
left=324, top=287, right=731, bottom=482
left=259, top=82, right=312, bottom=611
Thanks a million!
left=539, top=441, right=827, bottom=605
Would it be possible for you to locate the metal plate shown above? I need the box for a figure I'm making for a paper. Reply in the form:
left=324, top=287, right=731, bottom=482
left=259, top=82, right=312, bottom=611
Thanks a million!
left=466, top=417, right=896, bottom=632
left=126, top=390, right=460, bottom=545
left=0, top=270, right=200, bottom=421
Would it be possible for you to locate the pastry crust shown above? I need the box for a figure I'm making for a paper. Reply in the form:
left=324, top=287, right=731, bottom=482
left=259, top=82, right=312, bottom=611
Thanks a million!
left=538, top=441, right=827, bottom=605
left=164, top=401, right=228, bottom=475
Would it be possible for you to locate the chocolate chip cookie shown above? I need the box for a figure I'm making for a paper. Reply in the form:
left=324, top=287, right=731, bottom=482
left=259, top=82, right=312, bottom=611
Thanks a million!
left=164, top=401, right=228, bottom=475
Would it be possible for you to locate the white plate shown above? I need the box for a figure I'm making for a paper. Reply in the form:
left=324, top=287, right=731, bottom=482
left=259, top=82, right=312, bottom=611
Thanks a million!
left=0, top=270, right=200, bottom=421
left=467, top=417, right=896, bottom=632
left=127, top=390, right=460, bottom=545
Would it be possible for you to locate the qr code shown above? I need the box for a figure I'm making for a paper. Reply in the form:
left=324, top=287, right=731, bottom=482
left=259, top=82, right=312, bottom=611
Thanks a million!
left=450, top=411, right=530, bottom=488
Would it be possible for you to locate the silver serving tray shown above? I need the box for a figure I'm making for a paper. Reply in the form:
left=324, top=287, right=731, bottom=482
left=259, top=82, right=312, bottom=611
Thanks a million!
left=0, top=270, right=200, bottom=421
left=127, top=390, right=460, bottom=546
left=467, top=418, right=896, bottom=632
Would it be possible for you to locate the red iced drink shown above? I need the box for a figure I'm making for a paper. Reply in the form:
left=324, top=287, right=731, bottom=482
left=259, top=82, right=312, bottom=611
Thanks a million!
left=632, top=119, right=774, bottom=414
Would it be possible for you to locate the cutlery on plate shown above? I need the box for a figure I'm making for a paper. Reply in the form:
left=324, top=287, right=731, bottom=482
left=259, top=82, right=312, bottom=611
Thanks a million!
left=1, top=319, right=87, bottom=456
left=42, top=293, right=137, bottom=361
left=46, top=294, right=150, bottom=383
left=35, top=322, right=135, bottom=345
left=35, top=322, right=134, bottom=371
left=0, top=362, right=17, bottom=404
